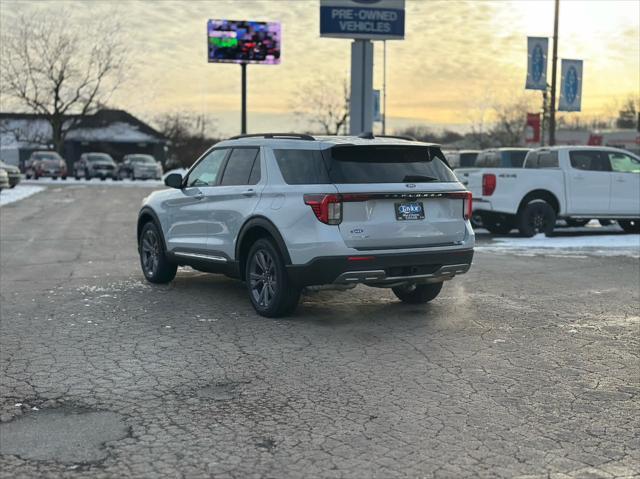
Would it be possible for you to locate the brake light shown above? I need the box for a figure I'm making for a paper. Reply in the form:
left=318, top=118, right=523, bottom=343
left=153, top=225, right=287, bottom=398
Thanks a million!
left=303, top=194, right=342, bottom=225
left=482, top=174, right=496, bottom=196
left=449, top=191, right=473, bottom=220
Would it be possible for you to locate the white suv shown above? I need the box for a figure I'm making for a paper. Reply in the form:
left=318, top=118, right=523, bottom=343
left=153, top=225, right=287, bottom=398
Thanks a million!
left=137, top=134, right=474, bottom=317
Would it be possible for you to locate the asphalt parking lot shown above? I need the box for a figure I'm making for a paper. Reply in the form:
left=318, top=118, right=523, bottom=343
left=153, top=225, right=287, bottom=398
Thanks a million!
left=1, top=185, right=639, bottom=478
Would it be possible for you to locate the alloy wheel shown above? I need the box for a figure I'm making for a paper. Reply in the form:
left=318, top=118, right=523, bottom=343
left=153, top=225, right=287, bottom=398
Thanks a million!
left=141, top=229, right=160, bottom=277
left=249, top=249, right=277, bottom=308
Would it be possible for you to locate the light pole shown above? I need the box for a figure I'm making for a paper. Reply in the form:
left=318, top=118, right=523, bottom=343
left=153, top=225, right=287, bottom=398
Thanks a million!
left=549, top=0, right=560, bottom=145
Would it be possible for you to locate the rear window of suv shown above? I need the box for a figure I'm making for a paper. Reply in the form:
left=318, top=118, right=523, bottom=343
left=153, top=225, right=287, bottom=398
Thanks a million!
left=274, top=146, right=456, bottom=185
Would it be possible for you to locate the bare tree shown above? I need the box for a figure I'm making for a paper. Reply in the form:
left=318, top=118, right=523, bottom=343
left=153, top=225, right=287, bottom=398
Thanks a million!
left=156, top=112, right=219, bottom=168
left=0, top=11, right=127, bottom=153
left=489, top=96, right=537, bottom=147
left=291, top=76, right=349, bottom=135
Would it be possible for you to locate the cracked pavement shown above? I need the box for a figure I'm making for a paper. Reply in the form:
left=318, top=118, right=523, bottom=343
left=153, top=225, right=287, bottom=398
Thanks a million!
left=0, top=185, right=639, bottom=478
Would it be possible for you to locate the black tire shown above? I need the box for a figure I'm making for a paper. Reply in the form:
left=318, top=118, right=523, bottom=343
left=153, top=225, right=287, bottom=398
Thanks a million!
left=517, top=200, right=556, bottom=237
left=484, top=218, right=513, bottom=235
left=566, top=218, right=590, bottom=227
left=619, top=219, right=640, bottom=234
left=85, top=170, right=91, bottom=180
left=100, top=176, right=106, bottom=181
left=392, top=282, right=443, bottom=304
left=139, top=221, right=177, bottom=284
left=245, top=238, right=300, bottom=318
left=26, top=174, right=32, bottom=179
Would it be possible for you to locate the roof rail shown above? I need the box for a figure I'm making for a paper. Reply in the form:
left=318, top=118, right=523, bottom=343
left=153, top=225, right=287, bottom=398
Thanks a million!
left=228, top=133, right=315, bottom=141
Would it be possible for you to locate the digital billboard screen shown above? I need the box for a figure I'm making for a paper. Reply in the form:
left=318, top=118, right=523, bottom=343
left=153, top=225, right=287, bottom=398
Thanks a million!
left=207, top=20, right=281, bottom=65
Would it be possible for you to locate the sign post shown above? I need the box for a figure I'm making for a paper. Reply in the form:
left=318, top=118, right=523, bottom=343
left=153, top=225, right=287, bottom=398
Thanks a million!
left=207, top=20, right=281, bottom=135
left=320, top=0, right=405, bottom=135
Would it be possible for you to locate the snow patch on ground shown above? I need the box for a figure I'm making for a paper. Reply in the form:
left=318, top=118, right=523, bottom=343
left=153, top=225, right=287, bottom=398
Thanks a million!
left=0, top=185, right=46, bottom=207
left=476, top=233, right=640, bottom=258
left=22, top=178, right=163, bottom=187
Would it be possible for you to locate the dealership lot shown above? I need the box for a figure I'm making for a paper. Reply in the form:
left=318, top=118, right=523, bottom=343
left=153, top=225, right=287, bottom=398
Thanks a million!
left=1, top=185, right=639, bottom=478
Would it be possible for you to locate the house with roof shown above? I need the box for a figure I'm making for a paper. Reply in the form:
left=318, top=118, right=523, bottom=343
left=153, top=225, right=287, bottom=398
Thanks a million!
left=0, top=109, right=168, bottom=169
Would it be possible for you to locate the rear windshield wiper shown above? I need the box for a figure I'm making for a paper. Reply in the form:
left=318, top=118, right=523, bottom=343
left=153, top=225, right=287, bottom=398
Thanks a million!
left=402, top=175, right=439, bottom=182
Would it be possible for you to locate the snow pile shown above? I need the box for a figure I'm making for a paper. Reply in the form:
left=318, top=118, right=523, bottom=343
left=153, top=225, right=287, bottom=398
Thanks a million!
left=22, top=178, right=163, bottom=187
left=477, top=233, right=640, bottom=257
left=0, top=185, right=46, bottom=206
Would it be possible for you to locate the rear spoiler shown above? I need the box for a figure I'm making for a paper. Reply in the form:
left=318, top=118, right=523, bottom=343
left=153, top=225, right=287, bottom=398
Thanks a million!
left=329, top=145, right=451, bottom=168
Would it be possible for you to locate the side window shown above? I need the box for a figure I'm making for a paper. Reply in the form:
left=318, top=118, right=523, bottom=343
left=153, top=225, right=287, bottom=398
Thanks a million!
left=509, top=151, right=528, bottom=167
left=274, top=149, right=331, bottom=184
left=248, top=154, right=261, bottom=185
left=608, top=152, right=640, bottom=173
left=186, top=149, right=228, bottom=187
left=569, top=151, right=611, bottom=172
left=220, top=148, right=259, bottom=186
left=538, top=151, right=559, bottom=168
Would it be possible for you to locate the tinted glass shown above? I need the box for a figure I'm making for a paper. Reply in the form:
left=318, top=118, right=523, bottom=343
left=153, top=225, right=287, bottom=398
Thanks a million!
left=326, top=146, right=457, bottom=183
left=569, top=151, right=611, bottom=172
left=608, top=152, right=640, bottom=173
left=459, top=153, right=477, bottom=167
left=187, top=149, right=227, bottom=187
left=248, top=155, right=261, bottom=185
left=476, top=152, right=500, bottom=168
left=87, top=154, right=113, bottom=163
left=130, top=155, right=155, bottom=164
left=505, top=150, right=528, bottom=167
left=524, top=150, right=558, bottom=168
left=220, top=148, right=259, bottom=185
left=274, top=149, right=330, bottom=184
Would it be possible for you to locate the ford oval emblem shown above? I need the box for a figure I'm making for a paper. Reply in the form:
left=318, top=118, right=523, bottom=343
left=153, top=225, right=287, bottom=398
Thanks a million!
left=406, top=183, right=416, bottom=188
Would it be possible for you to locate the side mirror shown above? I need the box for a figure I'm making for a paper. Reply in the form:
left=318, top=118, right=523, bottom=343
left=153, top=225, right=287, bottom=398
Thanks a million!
left=164, top=173, right=183, bottom=189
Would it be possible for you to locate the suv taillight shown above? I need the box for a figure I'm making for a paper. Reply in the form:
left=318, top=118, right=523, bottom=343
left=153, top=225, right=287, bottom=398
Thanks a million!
left=304, top=194, right=343, bottom=225
left=450, top=192, right=473, bottom=220
left=482, top=174, right=496, bottom=196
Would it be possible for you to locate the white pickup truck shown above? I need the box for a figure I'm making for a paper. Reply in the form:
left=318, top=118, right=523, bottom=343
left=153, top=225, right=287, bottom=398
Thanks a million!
left=455, top=146, right=640, bottom=236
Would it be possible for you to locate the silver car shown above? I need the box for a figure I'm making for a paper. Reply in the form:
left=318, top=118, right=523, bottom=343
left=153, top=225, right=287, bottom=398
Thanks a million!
left=137, top=134, right=474, bottom=317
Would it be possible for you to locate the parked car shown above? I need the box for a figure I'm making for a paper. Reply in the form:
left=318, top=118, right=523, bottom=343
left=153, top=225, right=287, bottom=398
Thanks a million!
left=0, top=160, right=21, bottom=188
left=117, top=154, right=162, bottom=180
left=137, top=133, right=474, bottom=317
left=74, top=153, right=117, bottom=180
left=25, top=151, right=67, bottom=180
left=445, top=150, right=480, bottom=168
left=457, top=146, right=640, bottom=236
left=0, top=169, right=9, bottom=192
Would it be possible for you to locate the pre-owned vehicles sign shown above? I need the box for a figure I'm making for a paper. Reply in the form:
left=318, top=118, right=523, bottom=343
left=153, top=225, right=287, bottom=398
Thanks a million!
left=320, top=0, right=405, bottom=40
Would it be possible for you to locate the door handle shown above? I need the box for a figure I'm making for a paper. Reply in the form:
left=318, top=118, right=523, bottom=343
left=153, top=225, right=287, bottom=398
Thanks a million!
left=573, top=175, right=584, bottom=180
left=242, top=188, right=256, bottom=197
left=615, top=178, right=625, bottom=183
left=194, top=192, right=205, bottom=200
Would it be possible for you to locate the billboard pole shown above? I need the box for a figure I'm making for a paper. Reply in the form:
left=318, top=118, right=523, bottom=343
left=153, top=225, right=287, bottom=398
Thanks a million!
left=382, top=40, right=387, bottom=135
left=241, top=63, right=247, bottom=134
left=549, top=0, right=560, bottom=146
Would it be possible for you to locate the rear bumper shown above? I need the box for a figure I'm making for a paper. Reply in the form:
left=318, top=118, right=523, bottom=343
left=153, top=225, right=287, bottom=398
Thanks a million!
left=286, top=249, right=474, bottom=287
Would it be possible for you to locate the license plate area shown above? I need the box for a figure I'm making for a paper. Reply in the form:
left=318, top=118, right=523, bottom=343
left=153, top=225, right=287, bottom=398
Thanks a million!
left=395, top=201, right=425, bottom=221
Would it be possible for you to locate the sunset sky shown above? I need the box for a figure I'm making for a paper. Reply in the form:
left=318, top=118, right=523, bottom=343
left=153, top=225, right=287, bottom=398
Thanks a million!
left=1, top=0, right=638, bottom=135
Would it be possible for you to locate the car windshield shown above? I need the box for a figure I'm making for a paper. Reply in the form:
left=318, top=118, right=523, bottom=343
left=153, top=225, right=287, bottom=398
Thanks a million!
left=34, top=153, right=60, bottom=161
left=130, top=156, right=155, bottom=164
left=42, top=159, right=62, bottom=166
left=87, top=154, right=113, bottom=162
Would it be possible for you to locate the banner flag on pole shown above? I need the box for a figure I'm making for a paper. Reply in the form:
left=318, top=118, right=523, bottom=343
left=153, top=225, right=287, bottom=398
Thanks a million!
left=373, top=90, right=381, bottom=122
left=525, top=37, right=548, bottom=90
left=558, top=59, right=583, bottom=112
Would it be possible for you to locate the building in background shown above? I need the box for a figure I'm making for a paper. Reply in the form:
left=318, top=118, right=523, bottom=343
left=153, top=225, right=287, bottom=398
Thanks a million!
left=0, top=109, right=168, bottom=170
